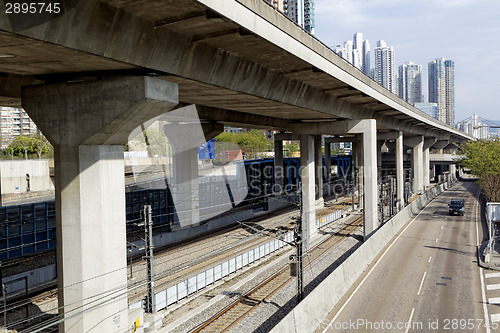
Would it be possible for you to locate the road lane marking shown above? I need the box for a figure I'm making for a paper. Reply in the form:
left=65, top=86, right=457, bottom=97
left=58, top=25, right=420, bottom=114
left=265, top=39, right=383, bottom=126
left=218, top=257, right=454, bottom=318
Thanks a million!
left=322, top=194, right=438, bottom=332
left=491, top=314, right=500, bottom=323
left=428, top=257, right=432, bottom=263
left=489, top=297, right=500, bottom=305
left=441, top=226, right=443, bottom=229
left=487, top=284, right=500, bottom=291
left=405, top=308, right=415, bottom=333
left=417, top=272, right=427, bottom=295
left=485, top=272, right=500, bottom=279
left=435, top=238, right=439, bottom=243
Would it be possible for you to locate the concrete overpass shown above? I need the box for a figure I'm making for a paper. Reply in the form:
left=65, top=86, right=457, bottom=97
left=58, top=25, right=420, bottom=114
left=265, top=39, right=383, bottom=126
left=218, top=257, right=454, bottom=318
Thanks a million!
left=0, top=0, right=473, bottom=331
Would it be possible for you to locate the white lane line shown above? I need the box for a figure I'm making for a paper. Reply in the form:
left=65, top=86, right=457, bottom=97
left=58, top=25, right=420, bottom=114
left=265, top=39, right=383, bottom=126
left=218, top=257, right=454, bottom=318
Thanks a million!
left=487, top=284, right=500, bottom=291
left=441, top=226, right=444, bottom=230
left=428, top=257, right=432, bottom=263
left=491, top=314, right=500, bottom=323
left=405, top=308, right=415, bottom=333
left=476, top=187, right=491, bottom=333
left=322, top=194, right=438, bottom=332
left=485, top=272, right=500, bottom=279
left=417, top=272, right=427, bottom=296
left=489, top=297, right=500, bottom=305
left=436, top=238, right=439, bottom=243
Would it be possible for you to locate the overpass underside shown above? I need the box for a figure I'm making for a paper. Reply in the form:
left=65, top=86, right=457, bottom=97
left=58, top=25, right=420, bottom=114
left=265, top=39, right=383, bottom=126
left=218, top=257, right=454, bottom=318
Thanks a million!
left=0, top=0, right=471, bottom=331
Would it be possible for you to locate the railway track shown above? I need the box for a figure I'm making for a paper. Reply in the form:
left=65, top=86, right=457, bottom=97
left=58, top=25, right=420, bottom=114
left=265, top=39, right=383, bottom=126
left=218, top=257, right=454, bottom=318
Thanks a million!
left=190, top=215, right=364, bottom=332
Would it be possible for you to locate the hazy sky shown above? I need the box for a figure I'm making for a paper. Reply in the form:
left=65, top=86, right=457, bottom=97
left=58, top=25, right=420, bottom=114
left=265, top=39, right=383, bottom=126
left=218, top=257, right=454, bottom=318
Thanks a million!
left=314, top=0, right=500, bottom=122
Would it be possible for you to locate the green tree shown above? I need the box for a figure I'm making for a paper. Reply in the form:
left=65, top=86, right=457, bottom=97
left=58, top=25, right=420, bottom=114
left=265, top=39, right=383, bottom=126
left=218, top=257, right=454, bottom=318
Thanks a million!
left=214, top=130, right=271, bottom=160
left=458, top=139, right=500, bottom=201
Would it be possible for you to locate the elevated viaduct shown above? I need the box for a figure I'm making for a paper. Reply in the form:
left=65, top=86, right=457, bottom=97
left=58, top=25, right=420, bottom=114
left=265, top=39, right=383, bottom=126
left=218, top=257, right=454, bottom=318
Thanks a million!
left=0, top=0, right=473, bottom=331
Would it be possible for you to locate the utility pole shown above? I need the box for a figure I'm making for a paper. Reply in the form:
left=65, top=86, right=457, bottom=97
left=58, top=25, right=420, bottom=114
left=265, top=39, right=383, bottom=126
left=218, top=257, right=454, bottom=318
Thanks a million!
left=290, top=183, right=304, bottom=303
left=142, top=205, right=156, bottom=313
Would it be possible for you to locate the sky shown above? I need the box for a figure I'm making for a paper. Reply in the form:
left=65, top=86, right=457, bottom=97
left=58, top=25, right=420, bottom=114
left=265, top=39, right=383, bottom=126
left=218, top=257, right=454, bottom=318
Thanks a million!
left=314, top=0, right=500, bottom=123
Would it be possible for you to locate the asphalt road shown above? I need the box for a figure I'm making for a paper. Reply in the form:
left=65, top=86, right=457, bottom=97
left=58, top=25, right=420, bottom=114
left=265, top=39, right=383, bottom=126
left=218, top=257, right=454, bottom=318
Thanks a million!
left=318, top=181, right=491, bottom=332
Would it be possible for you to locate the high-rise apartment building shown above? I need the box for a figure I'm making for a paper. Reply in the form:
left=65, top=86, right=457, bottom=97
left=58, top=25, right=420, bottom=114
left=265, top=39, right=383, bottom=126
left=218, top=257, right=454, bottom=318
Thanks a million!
left=0, top=107, right=38, bottom=148
left=428, top=58, right=455, bottom=126
left=373, top=40, right=396, bottom=94
left=334, top=32, right=370, bottom=75
left=265, top=0, right=315, bottom=34
left=398, top=62, right=423, bottom=105
left=414, top=103, right=438, bottom=120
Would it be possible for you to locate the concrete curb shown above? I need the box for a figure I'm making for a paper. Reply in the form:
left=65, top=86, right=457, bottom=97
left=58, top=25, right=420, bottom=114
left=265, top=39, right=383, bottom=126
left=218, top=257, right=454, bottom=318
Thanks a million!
left=270, top=180, right=455, bottom=333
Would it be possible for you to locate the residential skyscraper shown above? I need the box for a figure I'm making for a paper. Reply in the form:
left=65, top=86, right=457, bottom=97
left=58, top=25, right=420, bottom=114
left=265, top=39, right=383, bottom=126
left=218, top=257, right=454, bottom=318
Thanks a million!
left=398, top=62, right=423, bottom=105
left=373, top=40, right=396, bottom=94
left=266, top=0, right=315, bottom=34
left=334, top=32, right=370, bottom=75
left=428, top=58, right=455, bottom=126
left=0, top=107, right=38, bottom=148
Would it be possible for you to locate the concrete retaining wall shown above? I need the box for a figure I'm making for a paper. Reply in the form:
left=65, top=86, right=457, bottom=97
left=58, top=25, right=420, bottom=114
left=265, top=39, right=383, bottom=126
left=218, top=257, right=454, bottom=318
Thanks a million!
left=0, top=159, right=54, bottom=197
left=270, top=181, right=455, bottom=333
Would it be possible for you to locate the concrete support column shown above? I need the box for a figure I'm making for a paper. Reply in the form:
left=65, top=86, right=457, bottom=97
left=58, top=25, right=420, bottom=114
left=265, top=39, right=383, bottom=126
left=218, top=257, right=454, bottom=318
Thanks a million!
left=395, top=131, right=404, bottom=210
left=324, top=141, right=331, bottom=183
left=274, top=139, right=284, bottom=193
left=406, top=136, right=424, bottom=195
left=358, top=122, right=378, bottom=239
left=423, top=138, right=436, bottom=190
left=173, top=148, right=200, bottom=228
left=290, top=119, right=378, bottom=240
left=300, top=134, right=316, bottom=250
left=450, top=164, right=457, bottom=180
left=22, top=77, right=178, bottom=332
left=356, top=135, right=364, bottom=210
left=314, top=135, right=324, bottom=206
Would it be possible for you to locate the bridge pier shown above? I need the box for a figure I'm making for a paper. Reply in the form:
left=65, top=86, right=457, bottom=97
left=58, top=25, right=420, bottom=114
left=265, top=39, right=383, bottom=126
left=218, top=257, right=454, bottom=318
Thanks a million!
left=314, top=135, right=324, bottom=207
left=22, top=77, right=178, bottom=332
left=300, top=134, right=317, bottom=250
left=405, top=136, right=424, bottom=195
left=395, top=131, right=405, bottom=210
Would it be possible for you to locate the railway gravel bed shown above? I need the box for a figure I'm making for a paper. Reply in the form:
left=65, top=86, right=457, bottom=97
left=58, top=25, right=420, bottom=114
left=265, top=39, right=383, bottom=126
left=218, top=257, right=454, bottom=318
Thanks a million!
left=161, top=211, right=363, bottom=333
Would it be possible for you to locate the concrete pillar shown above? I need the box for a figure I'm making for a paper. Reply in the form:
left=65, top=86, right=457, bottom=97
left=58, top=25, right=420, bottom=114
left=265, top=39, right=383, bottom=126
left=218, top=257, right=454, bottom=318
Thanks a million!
left=173, top=148, right=200, bottom=227
left=22, top=77, right=178, bottom=332
left=300, top=134, right=316, bottom=250
left=377, top=140, right=384, bottom=169
left=395, top=131, right=404, bottom=210
left=314, top=135, right=324, bottom=206
left=405, top=136, right=424, bottom=195
left=274, top=139, right=284, bottom=193
left=423, top=149, right=430, bottom=189
left=423, top=138, right=436, bottom=190
left=358, top=122, right=378, bottom=239
left=356, top=135, right=364, bottom=210
left=450, top=164, right=457, bottom=180
left=324, top=141, right=332, bottom=183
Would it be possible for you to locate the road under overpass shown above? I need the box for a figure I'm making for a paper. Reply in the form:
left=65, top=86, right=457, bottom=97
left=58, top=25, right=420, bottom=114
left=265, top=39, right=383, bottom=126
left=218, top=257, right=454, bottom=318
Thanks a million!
left=0, top=0, right=473, bottom=331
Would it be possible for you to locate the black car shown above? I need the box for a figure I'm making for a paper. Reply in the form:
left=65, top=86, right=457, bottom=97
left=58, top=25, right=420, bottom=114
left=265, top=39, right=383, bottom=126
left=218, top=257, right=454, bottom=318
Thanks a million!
left=448, top=199, right=465, bottom=216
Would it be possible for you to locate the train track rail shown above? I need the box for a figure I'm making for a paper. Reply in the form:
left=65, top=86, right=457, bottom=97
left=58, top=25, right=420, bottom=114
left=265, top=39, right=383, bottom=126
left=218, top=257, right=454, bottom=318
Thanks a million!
left=190, top=215, right=364, bottom=332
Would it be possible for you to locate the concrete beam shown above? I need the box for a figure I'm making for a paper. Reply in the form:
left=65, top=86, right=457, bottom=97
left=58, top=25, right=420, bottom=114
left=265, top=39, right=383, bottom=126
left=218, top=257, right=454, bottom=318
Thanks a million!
left=22, top=77, right=179, bottom=332
left=433, top=140, right=449, bottom=150
left=275, top=132, right=300, bottom=141
left=423, top=137, right=438, bottom=150
left=324, top=136, right=356, bottom=144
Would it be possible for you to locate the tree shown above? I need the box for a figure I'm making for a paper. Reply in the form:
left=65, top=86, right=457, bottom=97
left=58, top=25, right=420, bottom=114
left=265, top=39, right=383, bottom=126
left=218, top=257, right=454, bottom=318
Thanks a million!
left=9, top=135, right=32, bottom=159
left=457, top=139, right=500, bottom=201
left=214, top=130, right=271, bottom=160
left=5, top=134, right=53, bottom=159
